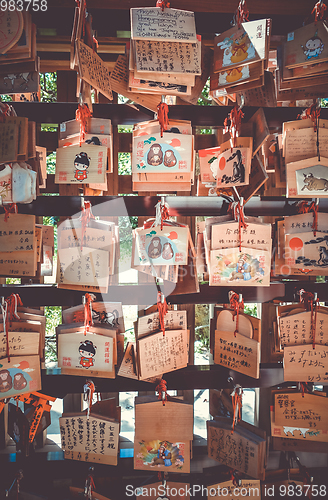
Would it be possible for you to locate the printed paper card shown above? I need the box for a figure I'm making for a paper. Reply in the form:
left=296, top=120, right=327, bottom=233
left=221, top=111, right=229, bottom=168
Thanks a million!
left=214, top=138, right=252, bottom=188
left=284, top=345, right=328, bottom=383
left=134, top=439, right=190, bottom=473
left=0, top=355, right=41, bottom=400
left=132, top=132, right=192, bottom=174
left=213, top=19, right=268, bottom=72
left=287, top=157, right=328, bottom=198
left=285, top=231, right=328, bottom=270
left=284, top=21, right=328, bottom=68
left=134, top=225, right=189, bottom=266
left=60, top=414, right=119, bottom=465
left=131, top=7, right=196, bottom=42
left=209, top=246, right=270, bottom=286
left=58, top=332, right=114, bottom=376
left=55, top=144, right=107, bottom=184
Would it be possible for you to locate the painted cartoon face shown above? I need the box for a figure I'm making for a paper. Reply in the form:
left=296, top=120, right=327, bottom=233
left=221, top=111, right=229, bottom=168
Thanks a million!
left=152, top=146, right=160, bottom=155
left=306, top=37, right=322, bottom=50
left=79, top=349, right=95, bottom=358
left=74, top=161, right=88, bottom=171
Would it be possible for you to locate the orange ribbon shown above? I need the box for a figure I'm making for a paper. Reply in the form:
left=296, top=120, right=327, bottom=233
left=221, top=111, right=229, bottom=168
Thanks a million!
left=4, top=203, right=17, bottom=222
left=160, top=203, right=169, bottom=231
left=156, top=0, right=170, bottom=11
left=231, top=387, right=243, bottom=433
left=157, top=292, right=168, bottom=336
left=297, top=200, right=319, bottom=236
left=157, top=102, right=169, bottom=138
left=228, top=201, right=248, bottom=251
left=299, top=289, right=320, bottom=349
left=156, top=379, right=167, bottom=406
left=236, top=0, right=249, bottom=28
left=75, top=103, right=93, bottom=146
left=312, top=1, right=327, bottom=23
left=229, top=292, right=244, bottom=337
left=224, top=105, right=244, bottom=149
left=84, top=293, right=95, bottom=335
left=297, top=103, right=320, bottom=132
left=80, top=201, right=95, bottom=251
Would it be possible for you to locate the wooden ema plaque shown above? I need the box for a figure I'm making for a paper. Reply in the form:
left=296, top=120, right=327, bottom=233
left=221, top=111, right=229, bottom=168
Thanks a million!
left=60, top=413, right=119, bottom=465
left=284, top=21, right=328, bottom=69
left=279, top=310, right=328, bottom=347
left=62, top=302, right=125, bottom=335
left=274, top=391, right=328, bottom=431
left=134, top=396, right=193, bottom=473
left=214, top=331, right=260, bottom=379
left=286, top=157, right=328, bottom=199
left=55, top=144, right=107, bottom=185
left=0, top=355, right=41, bottom=400
left=284, top=345, right=328, bottom=383
left=207, top=419, right=266, bottom=480
left=137, top=310, right=187, bottom=338
left=75, top=39, right=112, bottom=101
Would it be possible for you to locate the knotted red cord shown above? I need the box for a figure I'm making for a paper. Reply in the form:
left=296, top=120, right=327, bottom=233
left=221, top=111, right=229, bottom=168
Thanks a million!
left=235, top=0, right=249, bottom=28
left=156, top=0, right=170, bottom=11
left=156, top=379, right=167, bottom=406
left=157, top=102, right=169, bottom=138
left=160, top=203, right=169, bottom=231
left=157, top=292, right=168, bottom=336
left=224, top=105, right=244, bottom=149
left=299, top=289, right=320, bottom=349
left=300, top=382, right=310, bottom=398
left=80, top=201, right=95, bottom=251
left=75, top=103, right=93, bottom=146
left=296, top=200, right=319, bottom=236
left=312, top=1, right=327, bottom=23
left=86, top=473, right=96, bottom=499
left=297, top=103, right=320, bottom=132
left=0, top=103, right=10, bottom=122
left=231, top=387, right=243, bottom=433
left=229, top=292, right=244, bottom=337
left=4, top=203, right=17, bottom=222
left=228, top=468, right=239, bottom=487
left=228, top=201, right=248, bottom=251
left=84, top=293, right=95, bottom=334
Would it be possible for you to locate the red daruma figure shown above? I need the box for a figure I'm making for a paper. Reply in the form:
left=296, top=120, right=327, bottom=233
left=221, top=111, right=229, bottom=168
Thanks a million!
left=74, top=152, right=90, bottom=181
left=79, top=340, right=97, bottom=368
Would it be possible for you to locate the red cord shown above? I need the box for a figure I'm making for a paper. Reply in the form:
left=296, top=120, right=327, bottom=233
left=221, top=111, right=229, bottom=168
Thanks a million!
left=229, top=292, right=244, bottom=337
left=157, top=102, right=169, bottom=138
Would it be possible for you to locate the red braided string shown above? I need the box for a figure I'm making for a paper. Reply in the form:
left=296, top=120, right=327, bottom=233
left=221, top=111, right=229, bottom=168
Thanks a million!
left=228, top=201, right=248, bottom=251
left=224, top=105, right=244, bottom=149
left=297, top=103, right=320, bottom=132
left=157, top=102, right=169, bottom=138
left=75, top=104, right=93, bottom=146
left=228, top=468, right=239, bottom=487
left=156, top=379, right=167, bottom=406
left=80, top=201, right=95, bottom=251
left=4, top=203, right=17, bottom=222
left=156, top=0, right=170, bottom=11
left=160, top=204, right=169, bottom=231
left=231, top=388, right=242, bottom=433
left=236, top=0, right=249, bottom=28
left=157, top=292, right=168, bottom=336
left=299, top=289, right=320, bottom=349
left=0, top=103, right=10, bottom=122
left=312, top=1, right=327, bottom=23
left=229, top=292, right=244, bottom=337
left=84, top=293, right=95, bottom=335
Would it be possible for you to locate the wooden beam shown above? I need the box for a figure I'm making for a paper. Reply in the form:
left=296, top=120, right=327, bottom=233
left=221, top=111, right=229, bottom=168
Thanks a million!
left=45, top=0, right=318, bottom=16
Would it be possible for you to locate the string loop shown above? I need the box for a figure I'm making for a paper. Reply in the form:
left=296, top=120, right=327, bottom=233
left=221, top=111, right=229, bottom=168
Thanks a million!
left=228, top=200, right=248, bottom=251
left=156, top=379, right=167, bottom=406
left=312, top=1, right=327, bottom=23
left=299, top=289, right=320, bottom=349
left=83, top=293, right=96, bottom=334
left=231, top=384, right=243, bottom=433
left=4, top=203, right=17, bottom=223
left=75, top=103, right=93, bottom=146
left=224, top=105, right=244, bottom=149
left=235, top=0, right=249, bottom=28
left=83, top=380, right=95, bottom=419
left=156, top=0, right=170, bottom=11
left=228, top=291, right=244, bottom=337
left=157, top=102, right=169, bottom=138
left=157, top=292, right=168, bottom=336
left=80, top=200, right=96, bottom=251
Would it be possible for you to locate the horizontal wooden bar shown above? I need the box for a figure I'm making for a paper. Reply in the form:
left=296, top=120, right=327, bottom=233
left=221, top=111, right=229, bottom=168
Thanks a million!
left=44, top=0, right=318, bottom=16
left=41, top=364, right=284, bottom=398
left=11, top=102, right=328, bottom=128
left=2, top=195, right=328, bottom=217
left=1, top=281, right=327, bottom=306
